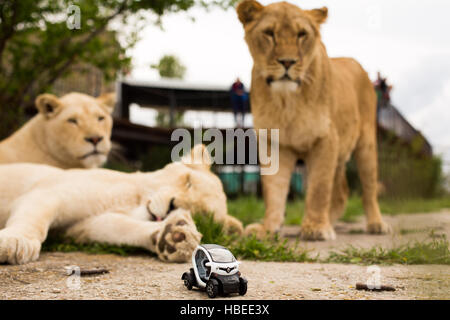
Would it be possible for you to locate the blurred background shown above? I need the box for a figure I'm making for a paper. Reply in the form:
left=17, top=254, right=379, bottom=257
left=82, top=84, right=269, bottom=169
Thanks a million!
left=1, top=0, right=449, bottom=222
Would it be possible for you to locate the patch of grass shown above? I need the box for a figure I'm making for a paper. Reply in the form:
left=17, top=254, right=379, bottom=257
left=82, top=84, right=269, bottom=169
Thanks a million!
left=399, top=227, right=435, bottom=235
left=227, top=196, right=266, bottom=226
left=227, top=195, right=305, bottom=226
left=348, top=228, right=365, bottom=235
left=341, top=196, right=450, bottom=222
left=194, top=213, right=313, bottom=262
left=339, top=197, right=364, bottom=222
left=379, top=197, right=450, bottom=215
left=325, top=235, right=450, bottom=265
left=228, top=196, right=450, bottom=225
left=42, top=235, right=151, bottom=257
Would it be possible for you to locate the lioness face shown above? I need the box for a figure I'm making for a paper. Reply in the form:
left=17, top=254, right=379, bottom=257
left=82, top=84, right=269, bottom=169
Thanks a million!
left=35, top=92, right=115, bottom=168
left=237, top=0, right=328, bottom=92
left=148, top=144, right=228, bottom=222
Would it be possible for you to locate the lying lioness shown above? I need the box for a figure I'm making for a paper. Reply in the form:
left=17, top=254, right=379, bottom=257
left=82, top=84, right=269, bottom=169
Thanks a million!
left=237, top=1, right=389, bottom=240
left=0, top=145, right=243, bottom=264
left=0, top=92, right=116, bottom=169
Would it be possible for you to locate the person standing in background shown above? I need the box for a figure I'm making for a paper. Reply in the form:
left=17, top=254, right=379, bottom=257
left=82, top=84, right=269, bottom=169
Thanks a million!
left=230, top=78, right=248, bottom=127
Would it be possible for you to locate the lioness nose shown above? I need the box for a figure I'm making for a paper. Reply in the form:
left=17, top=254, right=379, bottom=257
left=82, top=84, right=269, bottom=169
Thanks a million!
left=277, top=58, right=297, bottom=70
left=85, top=136, right=103, bottom=146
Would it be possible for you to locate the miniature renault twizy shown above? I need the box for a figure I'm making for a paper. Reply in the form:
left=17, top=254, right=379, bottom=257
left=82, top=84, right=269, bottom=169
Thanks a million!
left=181, top=244, right=247, bottom=298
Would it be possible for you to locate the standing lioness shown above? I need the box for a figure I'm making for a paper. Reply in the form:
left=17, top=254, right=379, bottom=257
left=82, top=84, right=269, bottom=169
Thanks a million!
left=237, top=1, right=389, bottom=240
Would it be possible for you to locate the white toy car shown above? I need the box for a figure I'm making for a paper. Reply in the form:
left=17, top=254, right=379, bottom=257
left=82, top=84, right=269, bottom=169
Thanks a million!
left=181, top=244, right=248, bottom=298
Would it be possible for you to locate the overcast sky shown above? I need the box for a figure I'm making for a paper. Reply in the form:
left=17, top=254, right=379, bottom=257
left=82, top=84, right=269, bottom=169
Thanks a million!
left=125, top=0, right=450, bottom=173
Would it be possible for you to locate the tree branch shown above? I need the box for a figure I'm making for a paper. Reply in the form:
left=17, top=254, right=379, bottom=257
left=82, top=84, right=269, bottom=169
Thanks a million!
left=17, top=2, right=129, bottom=108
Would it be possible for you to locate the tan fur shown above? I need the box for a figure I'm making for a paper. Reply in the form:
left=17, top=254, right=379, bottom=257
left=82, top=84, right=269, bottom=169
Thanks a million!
left=0, top=145, right=242, bottom=264
left=0, top=92, right=116, bottom=169
left=237, top=1, right=390, bottom=240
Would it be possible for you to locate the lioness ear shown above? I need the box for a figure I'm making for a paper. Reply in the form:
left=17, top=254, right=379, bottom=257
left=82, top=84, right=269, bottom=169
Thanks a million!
left=181, top=144, right=212, bottom=171
left=308, top=7, right=328, bottom=24
left=35, top=94, right=63, bottom=119
left=97, top=92, right=116, bottom=114
left=180, top=172, right=192, bottom=189
left=237, top=0, right=264, bottom=25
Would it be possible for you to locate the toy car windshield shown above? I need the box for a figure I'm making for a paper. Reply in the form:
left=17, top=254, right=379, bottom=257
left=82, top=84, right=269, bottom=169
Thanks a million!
left=208, top=248, right=236, bottom=263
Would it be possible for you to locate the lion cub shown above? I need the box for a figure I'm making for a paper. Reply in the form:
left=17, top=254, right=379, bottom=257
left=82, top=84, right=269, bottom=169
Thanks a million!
left=0, top=92, right=116, bottom=169
left=0, top=145, right=243, bottom=264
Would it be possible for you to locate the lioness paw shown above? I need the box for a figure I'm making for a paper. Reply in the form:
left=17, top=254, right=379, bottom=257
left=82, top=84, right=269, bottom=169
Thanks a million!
left=154, top=209, right=201, bottom=262
left=224, top=216, right=244, bottom=235
left=244, top=223, right=270, bottom=239
left=0, top=230, right=41, bottom=265
left=367, top=220, right=391, bottom=235
left=147, top=188, right=173, bottom=221
left=299, top=222, right=336, bottom=241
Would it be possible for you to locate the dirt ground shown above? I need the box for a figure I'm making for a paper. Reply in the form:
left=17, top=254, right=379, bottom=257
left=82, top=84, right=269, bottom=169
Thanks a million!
left=0, top=211, right=449, bottom=300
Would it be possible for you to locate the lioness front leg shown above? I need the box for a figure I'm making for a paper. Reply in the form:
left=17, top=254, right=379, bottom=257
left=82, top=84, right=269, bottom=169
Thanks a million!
left=0, top=191, right=59, bottom=264
left=245, top=146, right=297, bottom=238
left=65, top=209, right=202, bottom=262
left=300, top=135, right=338, bottom=241
left=218, top=214, right=244, bottom=235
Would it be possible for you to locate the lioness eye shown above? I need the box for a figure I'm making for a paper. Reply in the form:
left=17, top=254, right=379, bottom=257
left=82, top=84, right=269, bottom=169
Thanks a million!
left=67, top=118, right=78, bottom=125
left=264, top=29, right=275, bottom=38
left=298, top=30, right=307, bottom=39
left=98, top=116, right=105, bottom=121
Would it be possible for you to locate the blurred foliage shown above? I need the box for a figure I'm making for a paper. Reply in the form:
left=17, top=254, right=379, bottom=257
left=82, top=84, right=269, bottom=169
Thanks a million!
left=104, top=144, right=173, bottom=172
left=346, top=134, right=444, bottom=198
left=0, top=0, right=237, bottom=139
left=139, top=145, right=173, bottom=172
left=377, top=138, right=444, bottom=198
left=151, top=54, right=186, bottom=79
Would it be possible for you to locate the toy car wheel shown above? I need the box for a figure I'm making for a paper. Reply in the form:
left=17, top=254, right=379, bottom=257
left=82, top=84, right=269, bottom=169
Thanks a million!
left=206, top=279, right=219, bottom=298
left=182, top=272, right=194, bottom=290
left=239, top=277, right=247, bottom=296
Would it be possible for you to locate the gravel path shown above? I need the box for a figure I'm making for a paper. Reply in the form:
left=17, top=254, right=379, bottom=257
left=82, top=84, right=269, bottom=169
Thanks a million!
left=0, top=211, right=449, bottom=300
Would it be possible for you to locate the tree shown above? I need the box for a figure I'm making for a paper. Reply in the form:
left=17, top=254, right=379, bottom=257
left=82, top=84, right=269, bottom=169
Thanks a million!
left=151, top=54, right=186, bottom=79
left=0, top=0, right=237, bottom=139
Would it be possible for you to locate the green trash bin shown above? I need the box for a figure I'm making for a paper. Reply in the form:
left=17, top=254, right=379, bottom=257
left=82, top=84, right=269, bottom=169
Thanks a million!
left=217, top=166, right=241, bottom=195
left=243, top=165, right=260, bottom=195
left=290, top=172, right=303, bottom=195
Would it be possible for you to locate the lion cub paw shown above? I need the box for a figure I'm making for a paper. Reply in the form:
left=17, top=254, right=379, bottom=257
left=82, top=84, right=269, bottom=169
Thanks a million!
left=367, top=220, right=391, bottom=235
left=153, top=209, right=202, bottom=263
left=299, top=222, right=336, bottom=241
left=0, top=230, right=41, bottom=265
